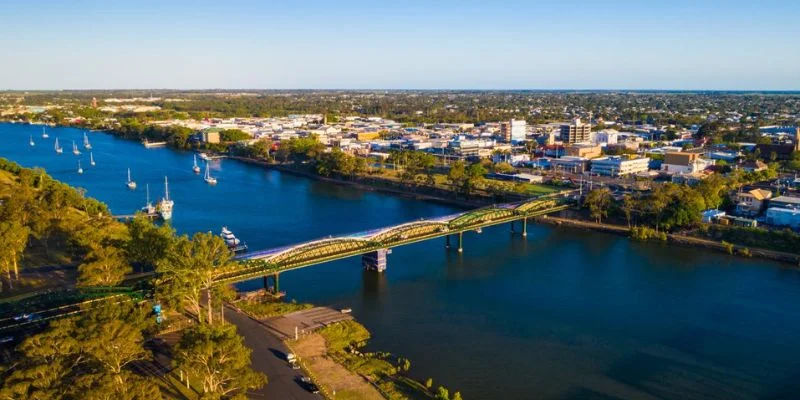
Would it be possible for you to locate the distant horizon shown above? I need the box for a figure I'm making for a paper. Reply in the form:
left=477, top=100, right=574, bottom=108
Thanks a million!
left=3, top=88, right=800, bottom=93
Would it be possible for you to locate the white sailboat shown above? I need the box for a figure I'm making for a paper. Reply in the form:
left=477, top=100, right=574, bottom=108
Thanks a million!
left=141, top=184, right=157, bottom=215
left=72, top=140, right=81, bottom=155
left=54, top=137, right=63, bottom=154
left=157, top=176, right=174, bottom=220
left=77, top=160, right=83, bottom=174
left=42, top=127, right=49, bottom=139
left=90, top=152, right=96, bottom=166
left=192, top=154, right=201, bottom=174
left=29, top=135, right=35, bottom=147
left=83, top=132, right=92, bottom=150
left=126, top=168, right=137, bottom=190
left=204, top=162, right=217, bottom=185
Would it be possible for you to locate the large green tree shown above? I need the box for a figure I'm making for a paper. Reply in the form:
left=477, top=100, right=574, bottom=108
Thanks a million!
left=174, top=324, right=266, bottom=399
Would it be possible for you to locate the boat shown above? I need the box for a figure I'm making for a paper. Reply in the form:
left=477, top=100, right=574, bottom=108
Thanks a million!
left=198, top=152, right=211, bottom=161
left=54, top=137, right=63, bottom=154
left=72, top=141, right=81, bottom=155
left=204, top=162, right=217, bottom=185
left=220, top=227, right=248, bottom=252
left=192, top=154, right=201, bottom=174
left=142, top=139, right=167, bottom=148
left=77, top=160, right=83, bottom=175
left=156, top=176, right=174, bottom=220
left=29, top=135, right=34, bottom=147
left=42, top=127, right=49, bottom=139
left=126, top=168, right=137, bottom=190
left=141, top=184, right=157, bottom=216
left=90, top=152, right=95, bottom=166
left=83, top=132, right=92, bottom=150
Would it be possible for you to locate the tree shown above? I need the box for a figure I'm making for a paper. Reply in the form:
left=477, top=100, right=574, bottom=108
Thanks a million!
left=447, top=161, right=466, bottom=191
left=584, top=188, right=612, bottom=223
left=425, top=378, right=433, bottom=389
left=0, top=220, right=29, bottom=287
left=156, top=232, right=235, bottom=324
left=452, top=392, right=463, bottom=400
left=78, top=245, right=131, bottom=287
left=174, top=324, right=266, bottom=399
left=436, top=386, right=450, bottom=400
left=492, top=162, right=515, bottom=174
left=126, top=214, right=176, bottom=269
left=620, top=194, right=636, bottom=227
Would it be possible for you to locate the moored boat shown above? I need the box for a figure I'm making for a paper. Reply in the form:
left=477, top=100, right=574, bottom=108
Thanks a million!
left=220, top=227, right=248, bottom=252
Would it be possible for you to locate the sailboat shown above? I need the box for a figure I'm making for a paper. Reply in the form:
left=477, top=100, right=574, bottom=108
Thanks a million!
left=29, top=135, right=35, bottom=147
left=126, top=168, right=137, bottom=190
left=83, top=132, right=92, bottom=150
left=54, top=137, right=63, bottom=154
left=42, top=127, right=49, bottom=139
left=204, top=162, right=217, bottom=185
left=141, top=184, right=157, bottom=215
left=77, top=160, right=83, bottom=175
left=156, top=176, right=174, bottom=220
left=72, top=141, right=81, bottom=155
left=192, top=154, right=201, bottom=174
left=90, top=152, right=96, bottom=166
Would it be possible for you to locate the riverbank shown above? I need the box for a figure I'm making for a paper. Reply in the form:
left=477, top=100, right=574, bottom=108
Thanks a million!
left=231, top=295, right=450, bottom=400
left=539, top=215, right=800, bottom=266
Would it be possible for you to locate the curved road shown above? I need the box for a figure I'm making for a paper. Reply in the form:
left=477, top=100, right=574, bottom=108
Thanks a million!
left=223, top=305, right=318, bottom=400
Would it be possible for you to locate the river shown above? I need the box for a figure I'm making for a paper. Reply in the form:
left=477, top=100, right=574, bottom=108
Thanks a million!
left=3, top=123, right=800, bottom=399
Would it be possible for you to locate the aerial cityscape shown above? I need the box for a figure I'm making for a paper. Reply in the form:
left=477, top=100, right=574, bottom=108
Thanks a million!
left=1, top=1, right=800, bottom=400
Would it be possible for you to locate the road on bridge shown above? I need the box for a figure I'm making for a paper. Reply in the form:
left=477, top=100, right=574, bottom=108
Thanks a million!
left=223, top=305, right=318, bottom=400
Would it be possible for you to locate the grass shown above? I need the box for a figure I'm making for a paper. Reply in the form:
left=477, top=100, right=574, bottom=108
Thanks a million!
left=319, top=320, right=371, bottom=353
left=235, top=298, right=312, bottom=319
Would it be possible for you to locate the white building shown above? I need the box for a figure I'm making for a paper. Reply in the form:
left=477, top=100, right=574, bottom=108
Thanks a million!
left=510, top=119, right=527, bottom=142
left=591, top=156, right=651, bottom=177
left=593, top=130, right=618, bottom=147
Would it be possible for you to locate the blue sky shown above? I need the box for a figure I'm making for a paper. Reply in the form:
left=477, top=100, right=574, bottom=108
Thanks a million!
left=1, top=0, right=798, bottom=90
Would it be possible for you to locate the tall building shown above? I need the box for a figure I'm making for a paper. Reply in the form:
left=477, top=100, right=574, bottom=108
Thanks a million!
left=510, top=119, right=527, bottom=142
left=499, top=119, right=527, bottom=142
left=560, top=118, right=592, bottom=144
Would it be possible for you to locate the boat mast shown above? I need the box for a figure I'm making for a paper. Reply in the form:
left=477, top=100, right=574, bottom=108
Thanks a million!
left=164, top=176, right=170, bottom=201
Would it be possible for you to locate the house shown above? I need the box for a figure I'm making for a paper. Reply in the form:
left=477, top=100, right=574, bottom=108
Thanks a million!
left=733, top=189, right=772, bottom=216
left=660, top=152, right=714, bottom=175
left=769, top=195, right=800, bottom=210
left=740, top=160, right=768, bottom=172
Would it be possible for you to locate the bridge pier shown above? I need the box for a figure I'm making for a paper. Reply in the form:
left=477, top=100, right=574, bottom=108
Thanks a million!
left=445, top=235, right=451, bottom=249
left=458, top=232, right=463, bottom=253
left=263, top=273, right=280, bottom=293
left=363, top=248, right=389, bottom=272
left=511, top=218, right=528, bottom=237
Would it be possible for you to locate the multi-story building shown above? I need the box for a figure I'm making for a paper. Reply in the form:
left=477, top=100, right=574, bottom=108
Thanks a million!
left=560, top=118, right=592, bottom=144
left=591, top=156, right=650, bottom=177
left=733, top=188, right=772, bottom=216
left=500, top=119, right=527, bottom=143
left=551, top=156, right=589, bottom=173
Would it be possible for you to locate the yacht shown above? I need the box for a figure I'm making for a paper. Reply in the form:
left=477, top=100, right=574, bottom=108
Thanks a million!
left=204, top=162, right=217, bottom=185
left=220, top=227, right=248, bottom=252
left=29, top=135, right=34, bottom=147
left=72, top=141, right=81, bottom=155
left=54, top=137, right=63, bottom=154
left=42, top=127, right=49, bottom=139
left=192, top=154, right=201, bottom=174
left=141, top=184, right=157, bottom=216
left=126, top=168, right=137, bottom=190
left=156, top=176, right=174, bottom=220
left=83, top=132, right=92, bottom=150
left=77, top=160, right=83, bottom=175
left=199, top=152, right=211, bottom=161
left=90, top=152, right=96, bottom=166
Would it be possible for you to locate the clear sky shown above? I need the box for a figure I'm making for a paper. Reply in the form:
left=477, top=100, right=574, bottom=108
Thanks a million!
left=1, top=0, right=798, bottom=90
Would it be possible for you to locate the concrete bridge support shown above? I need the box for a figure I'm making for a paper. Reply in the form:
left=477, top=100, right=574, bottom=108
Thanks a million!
left=445, top=232, right=464, bottom=253
left=363, top=248, right=389, bottom=272
left=510, top=218, right=528, bottom=237
left=263, top=273, right=280, bottom=293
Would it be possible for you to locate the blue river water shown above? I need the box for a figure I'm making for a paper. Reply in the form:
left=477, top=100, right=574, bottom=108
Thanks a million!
left=3, top=123, right=800, bottom=399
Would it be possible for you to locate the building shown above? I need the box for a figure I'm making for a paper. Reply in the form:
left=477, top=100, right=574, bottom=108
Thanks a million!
left=769, top=195, right=800, bottom=210
left=500, top=119, right=527, bottom=142
left=765, top=207, right=800, bottom=229
left=560, top=118, right=592, bottom=144
left=733, top=189, right=772, bottom=216
left=565, top=144, right=602, bottom=159
left=551, top=156, right=589, bottom=173
left=739, top=160, right=768, bottom=172
left=660, top=152, right=714, bottom=175
left=593, top=130, right=618, bottom=147
left=202, top=129, right=221, bottom=144
left=591, top=156, right=650, bottom=177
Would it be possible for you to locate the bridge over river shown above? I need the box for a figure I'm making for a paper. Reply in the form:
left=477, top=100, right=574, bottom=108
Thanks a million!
left=0, top=194, right=572, bottom=330
left=216, top=195, right=573, bottom=287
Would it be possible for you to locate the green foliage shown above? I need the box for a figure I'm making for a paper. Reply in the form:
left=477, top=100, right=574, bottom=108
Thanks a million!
left=630, top=226, right=667, bottom=241
left=78, top=245, right=132, bottom=287
left=275, top=135, right=325, bottom=163
left=316, top=148, right=366, bottom=178
left=583, top=188, right=612, bottom=223
left=219, top=129, right=250, bottom=142
left=0, top=302, right=159, bottom=400
left=126, top=214, right=175, bottom=269
left=436, top=386, right=450, bottom=400
left=447, top=161, right=486, bottom=195
left=702, top=226, right=800, bottom=255
left=318, top=320, right=371, bottom=354
left=236, top=298, right=312, bottom=319
left=174, top=324, right=267, bottom=399
left=425, top=378, right=433, bottom=389
left=721, top=240, right=735, bottom=255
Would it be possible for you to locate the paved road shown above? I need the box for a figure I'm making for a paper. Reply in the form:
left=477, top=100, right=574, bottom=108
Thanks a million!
left=224, top=305, right=318, bottom=400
